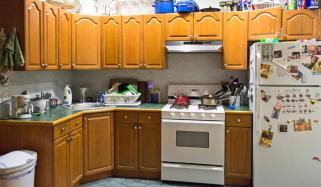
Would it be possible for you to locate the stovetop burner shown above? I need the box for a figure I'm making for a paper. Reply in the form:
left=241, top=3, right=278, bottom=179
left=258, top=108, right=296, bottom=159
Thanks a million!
left=170, top=104, right=189, bottom=110
left=198, top=104, right=217, bottom=110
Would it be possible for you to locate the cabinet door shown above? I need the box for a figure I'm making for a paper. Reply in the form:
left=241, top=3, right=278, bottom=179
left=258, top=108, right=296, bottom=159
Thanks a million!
left=194, top=12, right=223, bottom=40
left=225, top=127, right=252, bottom=186
left=43, top=2, right=59, bottom=70
left=54, top=135, right=69, bottom=187
left=58, top=10, right=71, bottom=70
left=69, top=128, right=83, bottom=186
left=115, top=123, right=138, bottom=171
left=248, top=7, right=282, bottom=41
left=83, top=113, right=114, bottom=176
left=25, top=0, right=43, bottom=70
left=101, top=16, right=122, bottom=69
left=143, top=14, right=165, bottom=69
left=138, top=123, right=161, bottom=175
left=283, top=9, right=319, bottom=40
left=223, top=12, right=248, bottom=70
left=72, top=15, right=100, bottom=69
left=165, top=13, right=193, bottom=41
left=122, top=16, right=143, bottom=69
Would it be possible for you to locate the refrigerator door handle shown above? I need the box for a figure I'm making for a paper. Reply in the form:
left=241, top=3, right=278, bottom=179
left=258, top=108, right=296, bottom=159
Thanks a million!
left=255, top=86, right=261, bottom=133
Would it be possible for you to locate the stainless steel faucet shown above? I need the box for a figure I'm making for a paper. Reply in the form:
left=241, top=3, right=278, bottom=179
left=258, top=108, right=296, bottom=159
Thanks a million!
left=80, top=83, right=88, bottom=103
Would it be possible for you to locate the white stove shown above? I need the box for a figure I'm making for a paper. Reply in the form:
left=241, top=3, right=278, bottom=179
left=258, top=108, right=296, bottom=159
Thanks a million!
left=161, top=85, right=225, bottom=185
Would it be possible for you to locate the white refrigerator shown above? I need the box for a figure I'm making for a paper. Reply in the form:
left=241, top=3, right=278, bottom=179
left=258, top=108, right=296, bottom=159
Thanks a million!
left=249, top=42, right=321, bottom=187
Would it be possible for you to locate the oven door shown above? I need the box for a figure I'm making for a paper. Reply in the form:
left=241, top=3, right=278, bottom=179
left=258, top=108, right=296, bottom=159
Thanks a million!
left=161, top=119, right=224, bottom=166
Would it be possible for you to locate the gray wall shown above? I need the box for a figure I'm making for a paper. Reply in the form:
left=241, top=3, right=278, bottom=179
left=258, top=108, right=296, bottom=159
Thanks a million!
left=71, top=53, right=248, bottom=102
left=0, top=53, right=248, bottom=103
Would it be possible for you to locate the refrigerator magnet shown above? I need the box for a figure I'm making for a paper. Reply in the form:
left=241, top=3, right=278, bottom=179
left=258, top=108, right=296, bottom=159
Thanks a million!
left=261, top=90, right=271, bottom=103
left=260, top=64, right=271, bottom=79
left=273, top=50, right=283, bottom=58
left=293, top=118, right=312, bottom=132
left=264, top=115, right=270, bottom=122
left=259, top=126, right=273, bottom=148
left=302, top=55, right=318, bottom=70
left=313, top=156, right=321, bottom=162
left=279, top=124, right=288, bottom=132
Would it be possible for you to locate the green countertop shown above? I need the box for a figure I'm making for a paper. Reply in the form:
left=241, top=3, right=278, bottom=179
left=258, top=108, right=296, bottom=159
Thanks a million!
left=0, top=103, right=251, bottom=125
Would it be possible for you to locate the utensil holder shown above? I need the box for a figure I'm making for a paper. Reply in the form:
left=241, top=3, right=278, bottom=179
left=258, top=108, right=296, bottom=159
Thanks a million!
left=229, top=96, right=240, bottom=107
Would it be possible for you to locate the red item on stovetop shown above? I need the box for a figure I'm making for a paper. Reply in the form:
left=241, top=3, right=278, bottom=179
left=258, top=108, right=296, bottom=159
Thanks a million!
left=174, top=95, right=189, bottom=106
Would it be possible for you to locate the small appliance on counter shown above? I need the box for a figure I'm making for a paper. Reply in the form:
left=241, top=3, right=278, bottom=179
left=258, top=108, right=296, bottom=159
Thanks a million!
left=30, top=96, right=47, bottom=114
left=10, top=95, right=33, bottom=119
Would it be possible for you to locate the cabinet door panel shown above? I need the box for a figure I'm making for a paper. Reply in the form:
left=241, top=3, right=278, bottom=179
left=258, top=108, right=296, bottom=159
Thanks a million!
left=165, top=13, right=193, bottom=41
left=138, top=123, right=161, bottom=174
left=248, top=7, right=282, bottom=40
left=54, top=135, right=69, bottom=187
left=72, top=15, right=100, bottom=69
left=143, top=14, right=165, bottom=69
left=194, top=12, right=222, bottom=40
left=223, top=12, right=248, bottom=70
left=25, top=0, right=43, bottom=70
left=283, top=9, right=319, bottom=40
left=115, top=123, right=138, bottom=171
left=83, top=113, right=114, bottom=176
left=69, top=128, right=83, bottom=186
left=122, top=16, right=143, bottom=69
left=58, top=10, right=71, bottom=69
left=101, top=16, right=122, bottom=69
left=225, top=127, right=252, bottom=186
left=43, top=2, right=59, bottom=70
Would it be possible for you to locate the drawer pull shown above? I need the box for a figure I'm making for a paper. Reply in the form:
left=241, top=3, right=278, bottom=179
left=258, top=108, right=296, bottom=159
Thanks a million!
left=134, top=126, right=138, bottom=130
left=236, top=118, right=241, bottom=123
left=61, top=127, right=65, bottom=133
left=76, top=122, right=80, bottom=126
left=138, top=126, right=142, bottom=130
left=147, top=116, right=151, bottom=120
left=124, top=115, right=128, bottom=119
left=226, top=130, right=230, bottom=134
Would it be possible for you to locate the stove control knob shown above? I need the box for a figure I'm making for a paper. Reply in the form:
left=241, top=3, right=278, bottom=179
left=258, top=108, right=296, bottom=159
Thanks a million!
left=210, top=114, right=216, bottom=118
left=180, top=113, right=185, bottom=117
left=201, top=113, right=206, bottom=118
left=170, top=112, right=175, bottom=117
left=190, top=113, right=195, bottom=117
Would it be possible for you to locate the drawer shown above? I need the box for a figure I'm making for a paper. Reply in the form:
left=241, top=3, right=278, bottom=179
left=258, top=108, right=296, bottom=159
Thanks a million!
left=116, top=111, right=138, bottom=123
left=138, top=112, right=161, bottom=124
left=226, top=114, right=252, bottom=127
left=70, top=116, right=82, bottom=131
left=54, top=122, right=70, bottom=140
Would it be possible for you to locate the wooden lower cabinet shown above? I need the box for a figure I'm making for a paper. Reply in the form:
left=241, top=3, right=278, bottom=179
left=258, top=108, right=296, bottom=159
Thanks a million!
left=225, top=113, right=252, bottom=186
left=115, top=111, right=161, bottom=179
left=83, top=112, right=114, bottom=176
left=54, top=119, right=83, bottom=187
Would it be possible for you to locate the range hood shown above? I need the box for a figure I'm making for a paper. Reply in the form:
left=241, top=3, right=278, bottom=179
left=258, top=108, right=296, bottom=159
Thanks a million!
left=166, top=41, right=223, bottom=53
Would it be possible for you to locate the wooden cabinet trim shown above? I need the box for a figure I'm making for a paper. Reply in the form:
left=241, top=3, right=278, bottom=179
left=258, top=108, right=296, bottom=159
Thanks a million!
left=58, top=10, right=72, bottom=69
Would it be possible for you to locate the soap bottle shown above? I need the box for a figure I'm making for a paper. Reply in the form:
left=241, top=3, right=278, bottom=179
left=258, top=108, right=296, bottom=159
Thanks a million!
left=63, top=85, right=72, bottom=106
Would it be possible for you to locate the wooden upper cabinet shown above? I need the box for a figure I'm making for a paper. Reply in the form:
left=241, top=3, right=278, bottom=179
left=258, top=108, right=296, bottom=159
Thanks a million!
left=43, top=2, right=59, bottom=70
left=72, top=15, right=100, bottom=69
left=58, top=10, right=71, bottom=70
left=54, top=135, right=69, bottom=187
left=194, top=12, right=223, bottom=40
left=101, top=16, right=122, bottom=69
left=248, top=7, right=282, bottom=40
left=223, top=12, right=248, bottom=70
left=225, top=126, right=252, bottom=186
left=165, top=13, right=193, bottom=41
left=122, top=16, right=143, bottom=69
left=283, top=9, right=319, bottom=40
left=69, top=128, right=83, bottom=186
left=143, top=14, right=166, bottom=69
left=24, top=0, right=43, bottom=70
left=83, top=113, right=114, bottom=176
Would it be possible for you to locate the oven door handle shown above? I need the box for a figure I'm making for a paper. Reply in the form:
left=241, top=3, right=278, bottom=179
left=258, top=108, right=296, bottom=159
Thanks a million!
left=162, top=163, right=224, bottom=171
left=162, top=119, right=224, bottom=126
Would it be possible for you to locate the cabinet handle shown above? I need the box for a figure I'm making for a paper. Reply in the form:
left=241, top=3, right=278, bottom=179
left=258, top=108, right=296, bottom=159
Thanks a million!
left=44, top=64, right=48, bottom=67
left=226, top=130, right=230, bottom=134
left=139, top=64, right=143, bottom=69
left=76, top=122, right=80, bottom=126
left=59, top=64, right=63, bottom=68
left=143, top=64, right=147, bottom=68
left=147, top=116, right=151, bottom=120
left=67, top=137, right=72, bottom=142
left=124, top=115, right=128, bottom=119
left=61, top=127, right=65, bottom=133
left=236, top=118, right=241, bottom=123
left=134, top=126, right=138, bottom=130
left=138, top=126, right=142, bottom=130
left=72, top=64, right=75, bottom=68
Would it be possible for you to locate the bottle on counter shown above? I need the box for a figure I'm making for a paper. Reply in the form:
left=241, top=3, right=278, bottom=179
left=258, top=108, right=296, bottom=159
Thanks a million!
left=98, top=91, right=105, bottom=103
left=63, top=85, right=72, bottom=106
left=150, top=88, right=161, bottom=104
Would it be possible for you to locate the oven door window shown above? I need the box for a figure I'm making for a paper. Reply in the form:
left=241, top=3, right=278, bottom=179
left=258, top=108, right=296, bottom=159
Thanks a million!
left=176, top=131, right=209, bottom=148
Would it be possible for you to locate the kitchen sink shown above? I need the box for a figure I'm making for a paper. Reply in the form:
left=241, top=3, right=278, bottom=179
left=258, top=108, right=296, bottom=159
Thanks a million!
left=68, top=102, right=106, bottom=111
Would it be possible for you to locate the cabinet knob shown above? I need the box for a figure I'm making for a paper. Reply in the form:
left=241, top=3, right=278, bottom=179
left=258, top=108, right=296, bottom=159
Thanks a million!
left=72, top=64, right=75, bottom=68
left=236, top=118, right=241, bottom=123
left=118, top=64, right=121, bottom=68
left=67, top=137, right=72, bottom=142
left=140, top=64, right=143, bottom=68
left=76, top=122, right=80, bottom=126
left=59, top=64, right=63, bottom=68
left=44, top=64, right=48, bottom=67
left=124, top=115, right=128, bottom=119
left=41, top=64, right=45, bottom=68
left=226, top=130, right=230, bottom=134
left=138, top=126, right=142, bottom=130
left=61, top=127, right=65, bottom=133
left=147, top=116, right=151, bottom=120
left=134, top=126, right=138, bottom=130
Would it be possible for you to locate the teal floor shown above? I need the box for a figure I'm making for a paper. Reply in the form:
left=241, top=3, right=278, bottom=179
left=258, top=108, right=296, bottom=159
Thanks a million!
left=80, top=177, right=224, bottom=187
